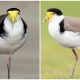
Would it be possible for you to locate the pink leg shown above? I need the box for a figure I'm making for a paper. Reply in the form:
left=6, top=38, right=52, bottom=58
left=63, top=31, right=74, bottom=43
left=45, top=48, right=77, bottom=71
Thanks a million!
left=71, top=49, right=78, bottom=78
left=7, top=55, right=12, bottom=79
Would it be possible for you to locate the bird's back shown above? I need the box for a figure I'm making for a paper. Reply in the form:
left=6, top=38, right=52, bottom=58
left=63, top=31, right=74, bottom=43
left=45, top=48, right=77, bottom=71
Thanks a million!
left=64, top=16, right=80, bottom=32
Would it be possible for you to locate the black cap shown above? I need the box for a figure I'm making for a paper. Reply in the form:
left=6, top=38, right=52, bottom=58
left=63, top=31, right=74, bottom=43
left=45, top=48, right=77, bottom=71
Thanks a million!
left=7, top=8, right=20, bottom=12
left=47, top=8, right=63, bottom=15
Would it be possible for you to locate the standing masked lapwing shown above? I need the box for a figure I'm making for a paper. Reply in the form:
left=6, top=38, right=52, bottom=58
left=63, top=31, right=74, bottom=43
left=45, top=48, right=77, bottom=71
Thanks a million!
left=0, top=8, right=27, bottom=79
left=42, top=8, right=80, bottom=78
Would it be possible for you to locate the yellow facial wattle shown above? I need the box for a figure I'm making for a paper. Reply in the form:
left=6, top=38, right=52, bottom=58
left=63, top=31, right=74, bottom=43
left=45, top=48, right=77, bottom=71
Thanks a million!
left=8, top=10, right=19, bottom=22
left=42, top=12, right=54, bottom=22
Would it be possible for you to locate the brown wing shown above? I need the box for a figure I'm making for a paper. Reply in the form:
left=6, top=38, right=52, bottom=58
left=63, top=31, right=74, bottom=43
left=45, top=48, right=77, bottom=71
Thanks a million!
left=64, top=16, right=80, bottom=32
left=0, top=14, right=7, bottom=23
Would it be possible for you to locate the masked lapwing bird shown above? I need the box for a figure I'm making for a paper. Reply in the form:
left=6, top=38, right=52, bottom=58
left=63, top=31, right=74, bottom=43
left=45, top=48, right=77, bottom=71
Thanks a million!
left=0, top=8, right=27, bottom=79
left=42, top=8, right=80, bottom=78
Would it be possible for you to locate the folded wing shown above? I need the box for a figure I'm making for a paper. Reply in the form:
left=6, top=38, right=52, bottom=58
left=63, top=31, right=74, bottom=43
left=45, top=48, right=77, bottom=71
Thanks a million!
left=64, top=16, right=80, bottom=32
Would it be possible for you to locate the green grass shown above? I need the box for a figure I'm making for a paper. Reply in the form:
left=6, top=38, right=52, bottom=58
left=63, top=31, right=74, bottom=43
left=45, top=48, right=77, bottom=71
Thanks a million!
left=41, top=1, right=80, bottom=79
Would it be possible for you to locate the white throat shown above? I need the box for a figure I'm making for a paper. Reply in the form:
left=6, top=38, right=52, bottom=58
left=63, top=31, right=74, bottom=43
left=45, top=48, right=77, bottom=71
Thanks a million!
left=50, top=15, right=64, bottom=23
left=48, top=15, right=64, bottom=39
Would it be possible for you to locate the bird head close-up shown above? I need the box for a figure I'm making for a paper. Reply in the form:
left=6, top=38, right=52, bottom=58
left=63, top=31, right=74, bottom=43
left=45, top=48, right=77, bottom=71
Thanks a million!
left=7, top=8, right=20, bottom=23
left=42, top=8, right=63, bottom=22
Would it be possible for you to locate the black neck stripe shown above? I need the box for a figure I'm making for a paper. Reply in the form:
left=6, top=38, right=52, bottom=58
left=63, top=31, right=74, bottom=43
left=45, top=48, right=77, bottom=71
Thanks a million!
left=59, top=19, right=65, bottom=33
left=21, top=18, right=27, bottom=37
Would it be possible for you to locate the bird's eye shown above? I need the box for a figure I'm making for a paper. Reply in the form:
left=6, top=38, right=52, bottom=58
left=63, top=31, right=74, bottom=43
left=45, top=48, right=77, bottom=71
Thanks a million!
left=18, top=12, right=20, bottom=15
left=53, top=13, right=54, bottom=14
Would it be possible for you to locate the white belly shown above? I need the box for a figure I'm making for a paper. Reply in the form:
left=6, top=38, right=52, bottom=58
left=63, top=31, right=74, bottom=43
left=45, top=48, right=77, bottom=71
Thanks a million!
left=56, top=31, right=80, bottom=48
left=48, top=23, right=80, bottom=48
left=0, top=36, right=26, bottom=54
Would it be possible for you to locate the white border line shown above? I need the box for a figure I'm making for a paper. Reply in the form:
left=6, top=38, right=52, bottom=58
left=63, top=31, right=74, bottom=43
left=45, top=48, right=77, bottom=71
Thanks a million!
left=0, top=0, right=39, bottom=1
left=39, top=1, right=41, bottom=79
left=0, top=0, right=80, bottom=2
left=41, top=0, right=80, bottom=1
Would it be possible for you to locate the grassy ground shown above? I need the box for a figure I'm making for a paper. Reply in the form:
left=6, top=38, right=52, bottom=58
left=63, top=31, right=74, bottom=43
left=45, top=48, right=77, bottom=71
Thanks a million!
left=41, top=1, right=80, bottom=79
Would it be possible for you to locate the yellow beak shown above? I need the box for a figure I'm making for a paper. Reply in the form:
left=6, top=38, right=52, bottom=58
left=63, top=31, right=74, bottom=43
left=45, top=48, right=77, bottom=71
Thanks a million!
left=8, top=11, right=19, bottom=22
left=42, top=12, right=53, bottom=22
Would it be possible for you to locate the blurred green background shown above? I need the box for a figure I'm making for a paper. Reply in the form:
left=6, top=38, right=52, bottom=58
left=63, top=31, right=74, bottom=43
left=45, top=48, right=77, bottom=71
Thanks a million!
left=41, top=1, right=80, bottom=79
